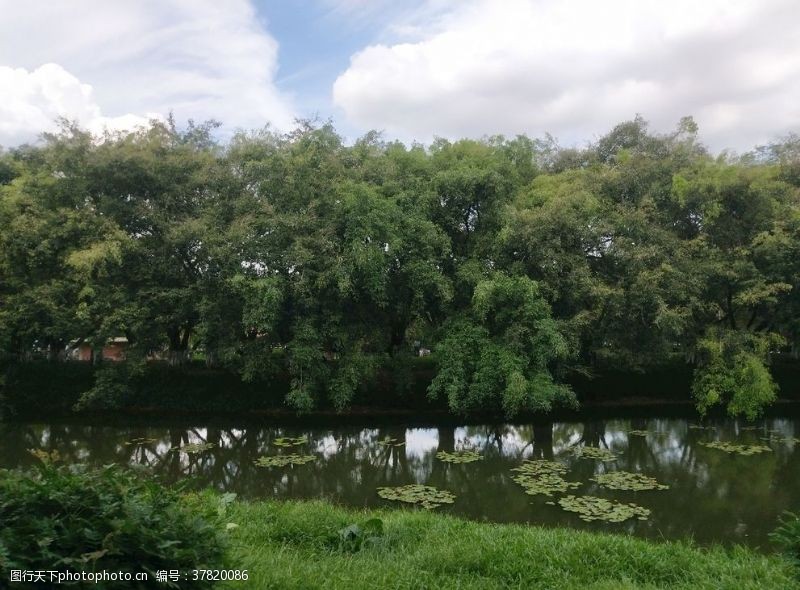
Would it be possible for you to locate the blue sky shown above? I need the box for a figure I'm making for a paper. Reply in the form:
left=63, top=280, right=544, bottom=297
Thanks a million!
left=1, top=0, right=798, bottom=151
left=255, top=1, right=371, bottom=119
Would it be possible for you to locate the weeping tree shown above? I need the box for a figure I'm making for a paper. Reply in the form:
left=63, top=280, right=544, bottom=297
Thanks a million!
left=429, top=274, right=575, bottom=416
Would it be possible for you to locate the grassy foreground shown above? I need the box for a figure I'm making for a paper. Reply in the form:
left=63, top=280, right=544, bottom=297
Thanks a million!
left=214, top=498, right=798, bottom=590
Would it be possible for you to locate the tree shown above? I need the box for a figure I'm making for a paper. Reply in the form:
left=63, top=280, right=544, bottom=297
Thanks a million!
left=429, top=274, right=575, bottom=416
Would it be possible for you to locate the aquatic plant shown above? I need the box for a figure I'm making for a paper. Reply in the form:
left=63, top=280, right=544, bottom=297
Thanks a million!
left=700, top=441, right=772, bottom=456
left=376, top=484, right=455, bottom=509
left=590, top=471, right=669, bottom=491
left=124, top=437, right=157, bottom=445
left=171, top=442, right=215, bottom=454
left=627, top=430, right=651, bottom=436
left=688, top=424, right=716, bottom=430
left=510, top=460, right=580, bottom=496
left=556, top=495, right=650, bottom=522
left=436, top=450, right=483, bottom=463
left=377, top=436, right=405, bottom=447
left=570, top=446, right=617, bottom=461
left=512, top=472, right=581, bottom=496
left=762, top=435, right=800, bottom=445
left=511, top=459, right=568, bottom=476
left=273, top=435, right=309, bottom=447
left=254, top=454, right=315, bottom=467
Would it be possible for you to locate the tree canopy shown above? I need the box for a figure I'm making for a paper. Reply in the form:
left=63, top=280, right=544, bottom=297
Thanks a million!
left=1, top=116, right=798, bottom=418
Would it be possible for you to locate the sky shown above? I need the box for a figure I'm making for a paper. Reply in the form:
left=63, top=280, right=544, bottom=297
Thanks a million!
left=1, top=0, right=799, bottom=152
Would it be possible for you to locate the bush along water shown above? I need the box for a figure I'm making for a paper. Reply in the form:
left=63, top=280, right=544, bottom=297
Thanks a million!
left=0, top=457, right=228, bottom=589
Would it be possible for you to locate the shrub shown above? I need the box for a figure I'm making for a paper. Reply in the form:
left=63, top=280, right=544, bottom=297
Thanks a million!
left=0, top=459, right=228, bottom=588
left=772, top=511, right=800, bottom=571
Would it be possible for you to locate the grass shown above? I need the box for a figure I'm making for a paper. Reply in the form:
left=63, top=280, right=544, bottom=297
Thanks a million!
left=212, top=498, right=799, bottom=590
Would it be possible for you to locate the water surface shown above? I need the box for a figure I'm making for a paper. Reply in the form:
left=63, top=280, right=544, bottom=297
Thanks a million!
left=3, top=415, right=799, bottom=549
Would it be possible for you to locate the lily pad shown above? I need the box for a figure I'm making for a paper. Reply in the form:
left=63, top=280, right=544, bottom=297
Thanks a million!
left=700, top=441, right=772, bottom=456
left=689, top=424, right=715, bottom=430
left=436, top=450, right=483, bottom=463
left=254, top=454, right=315, bottom=467
left=377, top=436, right=405, bottom=447
left=510, top=460, right=579, bottom=496
left=124, top=437, right=157, bottom=446
left=761, top=435, right=800, bottom=445
left=273, top=435, right=309, bottom=447
left=627, top=430, right=651, bottom=437
left=376, top=484, right=455, bottom=509
left=512, top=472, right=581, bottom=496
left=570, top=446, right=617, bottom=462
left=171, top=442, right=215, bottom=454
left=590, top=471, right=668, bottom=491
left=558, top=495, right=651, bottom=522
left=511, top=459, right=568, bottom=476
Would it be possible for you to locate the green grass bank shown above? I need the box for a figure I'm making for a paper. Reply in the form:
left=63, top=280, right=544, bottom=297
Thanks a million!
left=215, top=498, right=798, bottom=590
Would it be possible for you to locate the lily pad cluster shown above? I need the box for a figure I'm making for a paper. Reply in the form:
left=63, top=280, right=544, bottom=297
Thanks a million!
left=171, top=442, right=215, bottom=454
left=376, top=484, right=455, bottom=509
left=700, top=441, right=772, bottom=456
left=436, top=450, right=483, bottom=463
left=254, top=454, right=315, bottom=467
left=124, top=437, right=157, bottom=446
left=570, top=446, right=617, bottom=462
left=688, top=424, right=715, bottom=431
left=512, top=459, right=568, bottom=476
left=556, top=495, right=650, bottom=522
left=273, top=435, right=308, bottom=447
left=627, top=430, right=650, bottom=437
left=590, top=471, right=669, bottom=491
left=513, top=472, right=581, bottom=497
left=510, top=460, right=579, bottom=497
left=377, top=436, right=405, bottom=447
left=762, top=435, right=800, bottom=445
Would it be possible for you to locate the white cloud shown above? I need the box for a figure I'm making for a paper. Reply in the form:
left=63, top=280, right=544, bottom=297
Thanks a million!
left=0, top=0, right=295, bottom=146
left=0, top=64, right=158, bottom=146
left=333, top=0, right=800, bottom=151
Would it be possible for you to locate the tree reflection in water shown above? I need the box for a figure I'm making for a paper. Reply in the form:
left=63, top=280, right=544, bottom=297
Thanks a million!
left=2, top=415, right=800, bottom=549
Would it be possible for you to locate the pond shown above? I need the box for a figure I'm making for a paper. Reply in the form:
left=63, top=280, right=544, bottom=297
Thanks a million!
left=3, top=413, right=800, bottom=550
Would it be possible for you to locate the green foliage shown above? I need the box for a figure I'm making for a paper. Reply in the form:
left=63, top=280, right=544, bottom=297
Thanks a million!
left=0, top=462, right=227, bottom=588
left=335, top=518, right=385, bottom=553
left=771, top=512, right=800, bottom=571
left=428, top=274, right=576, bottom=416
left=2, top=116, right=799, bottom=418
left=692, top=329, right=783, bottom=419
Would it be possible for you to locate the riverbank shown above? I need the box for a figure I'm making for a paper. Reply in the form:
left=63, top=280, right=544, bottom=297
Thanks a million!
left=4, top=359, right=800, bottom=421
left=215, top=498, right=798, bottom=589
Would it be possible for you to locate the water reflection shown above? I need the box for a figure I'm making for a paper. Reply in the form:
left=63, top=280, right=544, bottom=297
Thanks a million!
left=2, top=417, right=799, bottom=550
